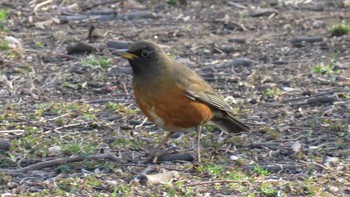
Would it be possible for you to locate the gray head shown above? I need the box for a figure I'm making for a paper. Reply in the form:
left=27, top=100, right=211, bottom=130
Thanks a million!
left=121, top=41, right=169, bottom=75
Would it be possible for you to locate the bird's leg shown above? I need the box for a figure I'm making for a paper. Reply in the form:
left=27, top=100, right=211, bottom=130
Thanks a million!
left=195, top=126, right=202, bottom=163
left=142, top=131, right=173, bottom=163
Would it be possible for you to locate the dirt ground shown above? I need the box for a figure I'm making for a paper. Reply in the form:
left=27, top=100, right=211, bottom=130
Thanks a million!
left=0, top=0, right=349, bottom=196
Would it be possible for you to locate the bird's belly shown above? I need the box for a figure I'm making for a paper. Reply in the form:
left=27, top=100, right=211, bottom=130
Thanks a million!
left=134, top=86, right=212, bottom=130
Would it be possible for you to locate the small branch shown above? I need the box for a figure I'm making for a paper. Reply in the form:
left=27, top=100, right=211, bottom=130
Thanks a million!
left=1, top=153, right=121, bottom=175
left=47, top=112, right=78, bottom=121
left=122, top=81, right=130, bottom=96
left=300, top=161, right=330, bottom=170
left=186, top=180, right=249, bottom=187
left=44, top=123, right=86, bottom=134
left=244, top=164, right=304, bottom=173
left=0, top=130, right=25, bottom=133
left=87, top=98, right=132, bottom=104
left=322, top=107, right=336, bottom=117
left=281, top=90, right=341, bottom=103
left=80, top=0, right=121, bottom=11
left=135, top=117, right=148, bottom=129
left=33, top=0, right=53, bottom=18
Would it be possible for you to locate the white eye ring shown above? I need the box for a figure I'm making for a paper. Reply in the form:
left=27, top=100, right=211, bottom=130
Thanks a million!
left=141, top=50, right=152, bottom=57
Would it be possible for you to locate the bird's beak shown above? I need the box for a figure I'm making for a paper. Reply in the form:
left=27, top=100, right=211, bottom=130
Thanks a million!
left=121, top=52, right=138, bottom=60
left=107, top=48, right=138, bottom=60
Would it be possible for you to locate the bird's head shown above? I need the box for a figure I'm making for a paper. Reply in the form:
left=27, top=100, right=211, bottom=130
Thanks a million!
left=121, top=41, right=169, bottom=75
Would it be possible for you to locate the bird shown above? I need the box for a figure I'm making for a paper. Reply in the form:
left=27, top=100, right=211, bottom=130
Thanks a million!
left=121, top=40, right=250, bottom=163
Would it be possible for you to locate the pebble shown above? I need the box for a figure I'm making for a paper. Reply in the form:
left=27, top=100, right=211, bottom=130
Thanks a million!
left=230, top=155, right=240, bottom=160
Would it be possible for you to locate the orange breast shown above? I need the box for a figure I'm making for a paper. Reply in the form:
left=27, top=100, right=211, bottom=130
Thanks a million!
left=134, top=82, right=212, bottom=130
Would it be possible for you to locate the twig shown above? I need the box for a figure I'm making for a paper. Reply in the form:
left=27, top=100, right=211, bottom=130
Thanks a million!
left=262, top=179, right=288, bottom=183
left=135, top=117, right=148, bottom=129
left=45, top=123, right=86, bottom=134
left=7, top=118, right=52, bottom=131
left=87, top=98, right=131, bottom=104
left=300, top=161, right=330, bottom=170
left=186, top=180, right=249, bottom=187
left=1, top=153, right=121, bottom=175
left=0, top=130, right=25, bottom=133
left=80, top=0, right=122, bottom=11
left=41, top=72, right=61, bottom=89
left=48, top=112, right=77, bottom=121
left=244, top=164, right=304, bottom=173
left=322, top=107, right=336, bottom=117
left=33, top=0, right=53, bottom=18
left=1, top=155, right=184, bottom=175
left=117, top=163, right=182, bottom=171
left=122, top=81, right=130, bottom=96
left=334, top=101, right=350, bottom=105
left=227, top=1, right=247, bottom=9
left=0, top=74, right=20, bottom=95
left=281, top=90, right=340, bottom=103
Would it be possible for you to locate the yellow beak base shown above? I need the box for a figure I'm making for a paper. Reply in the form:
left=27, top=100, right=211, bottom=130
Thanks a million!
left=122, top=52, right=138, bottom=60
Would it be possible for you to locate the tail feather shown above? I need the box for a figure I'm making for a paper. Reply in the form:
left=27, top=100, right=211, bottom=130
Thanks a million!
left=211, top=112, right=250, bottom=133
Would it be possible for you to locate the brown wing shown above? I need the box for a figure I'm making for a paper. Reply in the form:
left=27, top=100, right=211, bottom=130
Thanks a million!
left=173, top=62, right=233, bottom=112
left=173, top=61, right=250, bottom=133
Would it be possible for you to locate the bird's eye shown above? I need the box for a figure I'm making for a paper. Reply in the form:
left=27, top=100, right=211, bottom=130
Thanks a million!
left=141, top=50, right=152, bottom=57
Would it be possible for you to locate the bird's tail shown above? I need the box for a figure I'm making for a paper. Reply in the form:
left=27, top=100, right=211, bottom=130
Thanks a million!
left=211, top=111, right=250, bottom=133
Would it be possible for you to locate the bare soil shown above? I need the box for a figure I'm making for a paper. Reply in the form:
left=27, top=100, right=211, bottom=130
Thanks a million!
left=0, top=0, right=349, bottom=196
